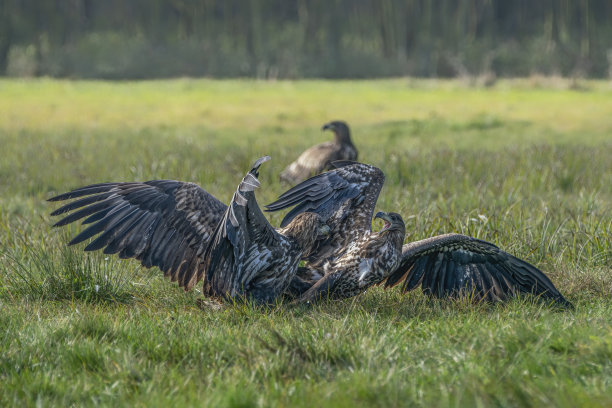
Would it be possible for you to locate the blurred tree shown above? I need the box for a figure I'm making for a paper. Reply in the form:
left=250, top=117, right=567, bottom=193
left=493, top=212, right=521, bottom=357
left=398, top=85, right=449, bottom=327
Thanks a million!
left=1, top=0, right=611, bottom=78
left=0, top=0, right=12, bottom=74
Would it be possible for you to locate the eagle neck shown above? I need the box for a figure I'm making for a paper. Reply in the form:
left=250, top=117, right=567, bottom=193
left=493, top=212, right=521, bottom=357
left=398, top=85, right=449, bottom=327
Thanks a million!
left=378, top=228, right=405, bottom=251
left=334, top=130, right=353, bottom=146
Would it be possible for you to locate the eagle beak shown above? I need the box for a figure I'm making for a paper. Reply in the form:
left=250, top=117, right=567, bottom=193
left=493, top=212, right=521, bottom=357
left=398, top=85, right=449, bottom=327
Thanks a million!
left=375, top=211, right=389, bottom=221
left=322, top=123, right=334, bottom=131
left=375, top=211, right=392, bottom=231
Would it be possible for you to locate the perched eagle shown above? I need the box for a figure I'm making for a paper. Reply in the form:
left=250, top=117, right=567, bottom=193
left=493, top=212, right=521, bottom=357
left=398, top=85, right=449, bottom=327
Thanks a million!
left=266, top=163, right=572, bottom=308
left=49, top=156, right=327, bottom=303
left=279, top=121, right=358, bottom=184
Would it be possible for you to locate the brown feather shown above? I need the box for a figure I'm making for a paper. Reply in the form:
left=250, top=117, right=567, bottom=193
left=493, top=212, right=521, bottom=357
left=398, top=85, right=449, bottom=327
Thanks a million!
left=280, top=121, right=357, bottom=184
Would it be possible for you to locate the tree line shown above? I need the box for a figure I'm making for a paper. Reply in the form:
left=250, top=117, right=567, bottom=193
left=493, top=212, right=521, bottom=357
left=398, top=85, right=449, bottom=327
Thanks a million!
left=1, top=0, right=611, bottom=79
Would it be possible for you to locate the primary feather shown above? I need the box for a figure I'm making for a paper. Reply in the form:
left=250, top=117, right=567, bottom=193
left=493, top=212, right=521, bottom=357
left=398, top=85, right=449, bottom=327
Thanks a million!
left=49, top=179, right=227, bottom=290
left=385, top=234, right=572, bottom=308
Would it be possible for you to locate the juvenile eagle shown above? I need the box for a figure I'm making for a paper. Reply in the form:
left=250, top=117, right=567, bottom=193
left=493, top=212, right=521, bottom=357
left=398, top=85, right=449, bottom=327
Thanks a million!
left=266, top=163, right=572, bottom=307
left=279, top=121, right=358, bottom=184
left=49, top=156, right=327, bottom=303
left=203, top=157, right=329, bottom=303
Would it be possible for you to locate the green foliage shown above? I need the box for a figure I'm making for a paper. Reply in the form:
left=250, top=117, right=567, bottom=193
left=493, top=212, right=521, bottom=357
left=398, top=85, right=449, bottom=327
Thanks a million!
left=0, top=79, right=611, bottom=407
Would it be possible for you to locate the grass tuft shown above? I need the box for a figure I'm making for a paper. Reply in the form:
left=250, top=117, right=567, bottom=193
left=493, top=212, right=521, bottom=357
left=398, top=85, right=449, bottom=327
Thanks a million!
left=1, top=230, right=143, bottom=304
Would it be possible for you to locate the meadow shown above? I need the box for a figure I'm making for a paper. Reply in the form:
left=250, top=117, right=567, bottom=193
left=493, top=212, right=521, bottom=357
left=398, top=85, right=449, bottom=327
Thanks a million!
left=0, top=78, right=611, bottom=407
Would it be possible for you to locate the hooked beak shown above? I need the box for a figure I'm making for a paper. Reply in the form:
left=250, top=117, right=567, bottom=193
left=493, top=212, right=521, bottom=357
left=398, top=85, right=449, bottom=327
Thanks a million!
left=322, top=123, right=334, bottom=131
left=375, top=211, right=392, bottom=231
left=318, top=224, right=331, bottom=236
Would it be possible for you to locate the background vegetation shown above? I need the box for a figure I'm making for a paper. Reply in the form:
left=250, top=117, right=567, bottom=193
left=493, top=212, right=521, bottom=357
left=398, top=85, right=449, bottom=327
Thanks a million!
left=2, top=0, right=612, bottom=79
left=0, top=78, right=611, bottom=406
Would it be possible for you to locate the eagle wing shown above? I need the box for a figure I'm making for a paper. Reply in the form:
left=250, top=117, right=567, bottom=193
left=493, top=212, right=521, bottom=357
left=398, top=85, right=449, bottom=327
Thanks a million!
left=48, top=179, right=226, bottom=290
left=384, top=233, right=572, bottom=308
left=266, top=162, right=384, bottom=266
left=204, top=156, right=290, bottom=301
left=280, top=142, right=342, bottom=184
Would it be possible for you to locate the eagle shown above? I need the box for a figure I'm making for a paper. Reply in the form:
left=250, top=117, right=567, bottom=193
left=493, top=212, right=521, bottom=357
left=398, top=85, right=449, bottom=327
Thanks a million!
left=279, top=120, right=358, bottom=184
left=266, top=162, right=572, bottom=308
left=48, top=156, right=328, bottom=303
left=202, top=157, right=329, bottom=303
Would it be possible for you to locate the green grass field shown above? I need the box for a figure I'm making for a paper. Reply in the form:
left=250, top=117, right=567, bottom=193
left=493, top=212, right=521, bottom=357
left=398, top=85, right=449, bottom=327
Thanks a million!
left=1, top=78, right=611, bottom=407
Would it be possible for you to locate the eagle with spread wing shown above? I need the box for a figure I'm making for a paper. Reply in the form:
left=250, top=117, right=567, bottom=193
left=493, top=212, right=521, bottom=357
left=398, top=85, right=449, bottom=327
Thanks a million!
left=266, top=162, right=572, bottom=308
left=202, top=157, right=328, bottom=303
left=49, top=156, right=327, bottom=303
left=279, top=121, right=358, bottom=184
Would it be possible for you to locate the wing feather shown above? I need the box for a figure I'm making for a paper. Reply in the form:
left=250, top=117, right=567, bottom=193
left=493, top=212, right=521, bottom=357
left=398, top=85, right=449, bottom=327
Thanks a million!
left=204, top=156, right=293, bottom=302
left=386, top=233, right=572, bottom=308
left=267, top=162, right=385, bottom=267
left=49, top=180, right=227, bottom=290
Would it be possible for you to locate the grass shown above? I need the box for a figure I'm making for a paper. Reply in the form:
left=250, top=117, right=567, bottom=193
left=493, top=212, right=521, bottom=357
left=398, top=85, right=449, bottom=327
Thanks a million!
left=0, top=78, right=611, bottom=407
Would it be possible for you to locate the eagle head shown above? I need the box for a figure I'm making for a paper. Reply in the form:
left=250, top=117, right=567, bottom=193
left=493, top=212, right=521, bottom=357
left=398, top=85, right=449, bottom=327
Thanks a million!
left=375, top=211, right=406, bottom=246
left=322, top=120, right=351, bottom=144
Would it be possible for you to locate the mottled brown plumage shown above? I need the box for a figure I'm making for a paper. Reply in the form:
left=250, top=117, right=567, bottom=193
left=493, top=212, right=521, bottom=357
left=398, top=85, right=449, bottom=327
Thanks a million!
left=297, top=212, right=405, bottom=301
left=268, top=162, right=395, bottom=300
left=269, top=162, right=385, bottom=269
left=278, top=212, right=324, bottom=259
left=280, top=121, right=358, bottom=184
left=203, top=157, right=329, bottom=303
left=267, top=163, right=572, bottom=307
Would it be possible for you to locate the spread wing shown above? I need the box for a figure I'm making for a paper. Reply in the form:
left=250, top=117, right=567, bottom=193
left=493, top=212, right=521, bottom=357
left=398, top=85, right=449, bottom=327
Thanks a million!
left=204, top=156, right=288, bottom=301
left=384, top=234, right=572, bottom=308
left=48, top=180, right=226, bottom=290
left=266, top=162, right=385, bottom=266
